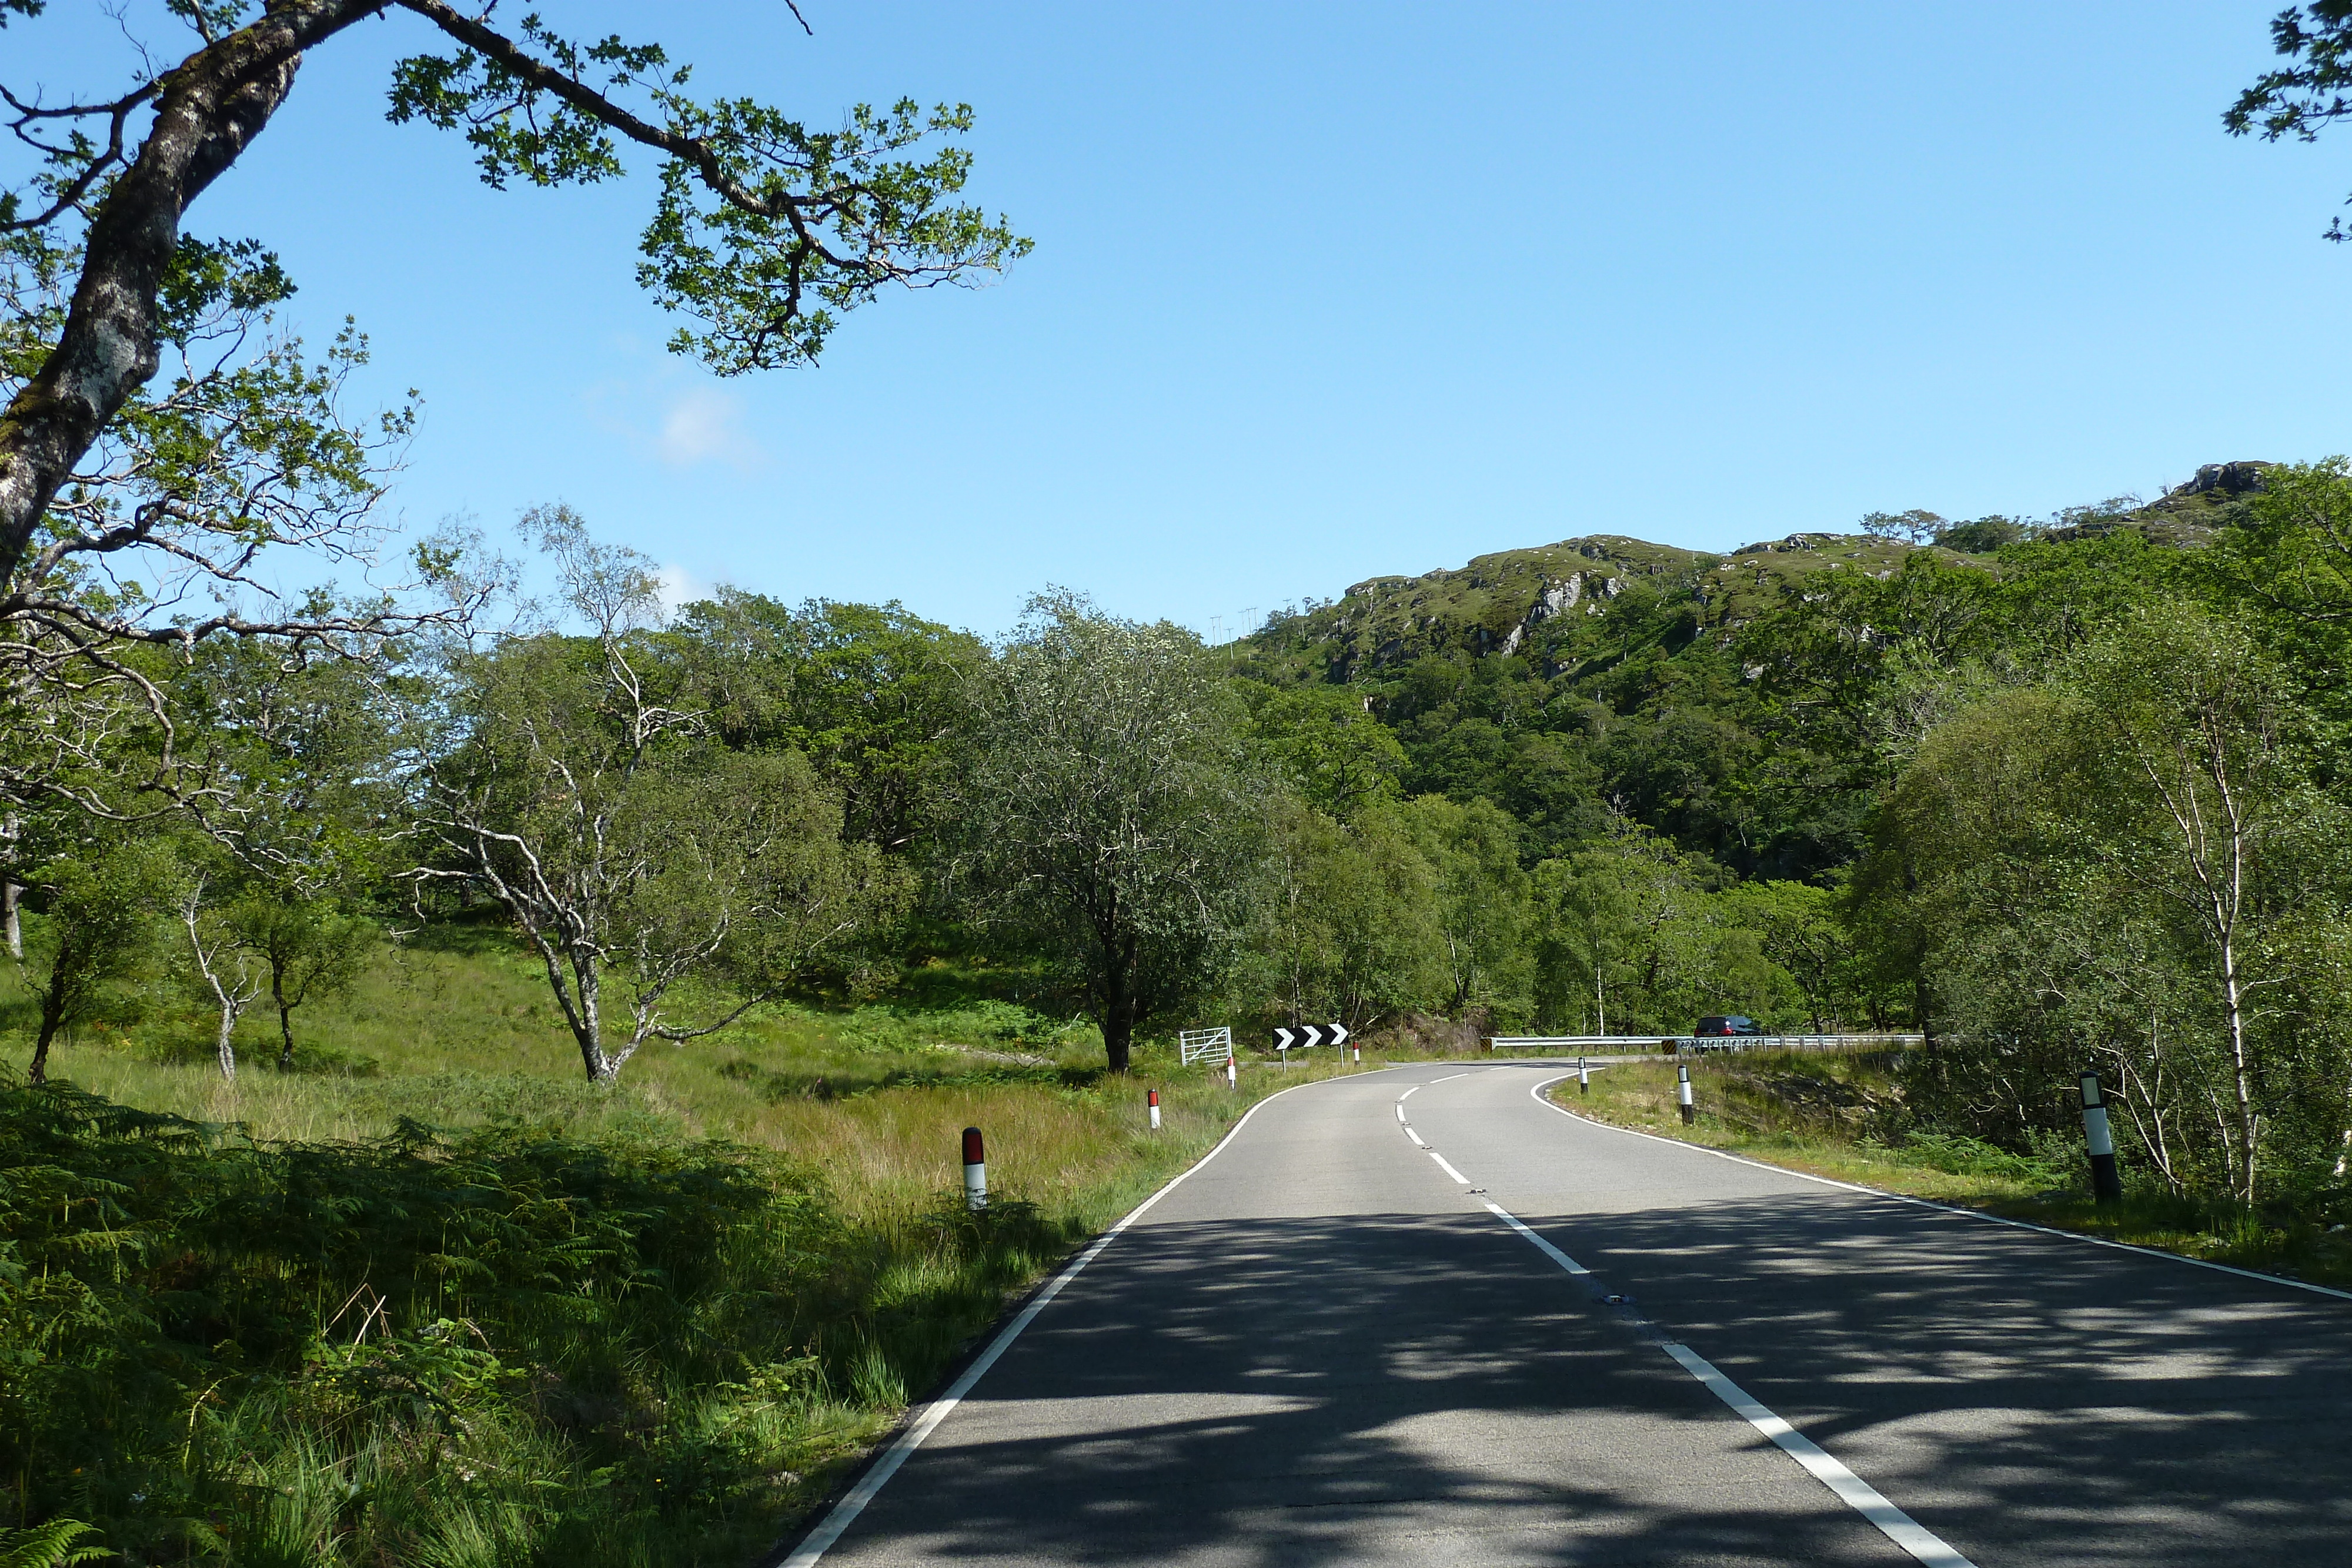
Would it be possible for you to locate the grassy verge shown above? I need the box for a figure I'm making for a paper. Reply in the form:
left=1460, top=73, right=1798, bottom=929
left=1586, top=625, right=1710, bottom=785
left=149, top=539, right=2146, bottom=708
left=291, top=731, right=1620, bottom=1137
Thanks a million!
left=1549, top=1053, right=2352, bottom=1293
left=1, top=930, right=1421, bottom=1566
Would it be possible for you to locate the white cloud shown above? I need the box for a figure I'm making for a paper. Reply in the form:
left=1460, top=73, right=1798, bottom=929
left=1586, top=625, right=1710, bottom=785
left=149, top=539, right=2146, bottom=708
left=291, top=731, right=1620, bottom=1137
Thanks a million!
left=654, top=561, right=719, bottom=619
left=655, top=388, right=761, bottom=469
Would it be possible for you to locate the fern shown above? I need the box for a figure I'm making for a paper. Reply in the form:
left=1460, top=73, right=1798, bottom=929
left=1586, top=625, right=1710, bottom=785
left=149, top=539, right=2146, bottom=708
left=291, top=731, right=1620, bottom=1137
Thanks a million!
left=0, top=1519, right=106, bottom=1568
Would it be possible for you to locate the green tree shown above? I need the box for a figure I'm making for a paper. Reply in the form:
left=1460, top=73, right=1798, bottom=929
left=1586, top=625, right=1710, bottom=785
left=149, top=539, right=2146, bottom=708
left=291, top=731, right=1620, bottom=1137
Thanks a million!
left=226, top=894, right=374, bottom=1072
left=173, top=637, right=418, bottom=891
left=1860, top=509, right=1946, bottom=546
left=2228, top=4, right=2352, bottom=240
left=677, top=593, right=985, bottom=854
left=1531, top=814, right=1789, bottom=1036
left=0, top=1, right=1027, bottom=590
left=2196, top=457, right=2352, bottom=697
left=0, top=4, right=1024, bottom=841
left=20, top=836, right=175, bottom=1084
left=422, top=510, right=906, bottom=1082
left=176, top=867, right=260, bottom=1081
left=157, top=637, right=413, bottom=1076
left=954, top=594, right=1262, bottom=1072
left=1857, top=611, right=2350, bottom=1203
left=1247, top=796, right=1444, bottom=1035
left=1392, top=794, right=1531, bottom=1022
left=1238, top=683, right=1407, bottom=821
left=1720, top=878, right=1858, bottom=1034
left=2070, top=606, right=2324, bottom=1205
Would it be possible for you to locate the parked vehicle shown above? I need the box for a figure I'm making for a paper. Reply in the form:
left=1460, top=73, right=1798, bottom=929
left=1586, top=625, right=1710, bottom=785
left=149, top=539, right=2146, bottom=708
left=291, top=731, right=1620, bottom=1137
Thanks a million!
left=1692, top=1015, right=1762, bottom=1038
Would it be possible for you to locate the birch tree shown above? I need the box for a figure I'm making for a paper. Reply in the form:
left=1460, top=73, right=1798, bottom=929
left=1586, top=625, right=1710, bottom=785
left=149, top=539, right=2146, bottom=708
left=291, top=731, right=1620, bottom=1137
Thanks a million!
left=2071, top=606, right=2315, bottom=1205
left=179, top=871, right=259, bottom=1081
left=419, top=510, right=904, bottom=1082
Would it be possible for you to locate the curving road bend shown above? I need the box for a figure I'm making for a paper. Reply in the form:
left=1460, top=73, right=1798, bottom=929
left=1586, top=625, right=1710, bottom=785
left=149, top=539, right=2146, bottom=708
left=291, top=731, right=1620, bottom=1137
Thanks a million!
left=781, top=1062, right=2352, bottom=1567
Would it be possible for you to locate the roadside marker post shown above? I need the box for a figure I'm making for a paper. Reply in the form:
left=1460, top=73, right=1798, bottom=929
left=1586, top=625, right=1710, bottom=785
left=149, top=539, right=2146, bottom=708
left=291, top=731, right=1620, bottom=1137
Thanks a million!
left=2079, top=1070, right=2123, bottom=1203
left=1226, top=1055, right=1236, bottom=1091
left=1148, top=1088, right=1161, bottom=1131
left=1578, top=1055, right=1589, bottom=1095
left=1678, top=1064, right=1695, bottom=1126
left=962, top=1126, right=987, bottom=1211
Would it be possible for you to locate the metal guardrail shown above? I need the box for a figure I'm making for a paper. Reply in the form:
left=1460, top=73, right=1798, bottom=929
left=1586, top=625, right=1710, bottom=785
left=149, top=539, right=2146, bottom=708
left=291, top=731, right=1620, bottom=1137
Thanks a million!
left=1486, top=1034, right=1925, bottom=1055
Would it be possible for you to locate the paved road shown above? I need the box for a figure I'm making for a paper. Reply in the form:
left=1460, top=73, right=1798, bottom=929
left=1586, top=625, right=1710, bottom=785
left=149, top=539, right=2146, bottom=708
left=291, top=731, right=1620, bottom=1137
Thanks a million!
left=784, top=1061, right=2352, bottom=1567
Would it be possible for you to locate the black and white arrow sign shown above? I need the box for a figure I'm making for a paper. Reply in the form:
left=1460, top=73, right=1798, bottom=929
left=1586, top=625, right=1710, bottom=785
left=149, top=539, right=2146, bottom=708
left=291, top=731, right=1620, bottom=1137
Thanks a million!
left=1274, top=1023, right=1352, bottom=1051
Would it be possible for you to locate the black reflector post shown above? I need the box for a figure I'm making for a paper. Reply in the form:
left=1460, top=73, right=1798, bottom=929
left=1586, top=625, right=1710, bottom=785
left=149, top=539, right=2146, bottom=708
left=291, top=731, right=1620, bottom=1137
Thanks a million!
left=2079, top=1071, right=2123, bottom=1204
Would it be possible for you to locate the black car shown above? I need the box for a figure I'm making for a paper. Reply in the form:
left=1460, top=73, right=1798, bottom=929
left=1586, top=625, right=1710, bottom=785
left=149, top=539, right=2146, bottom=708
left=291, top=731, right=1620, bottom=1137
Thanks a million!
left=1693, top=1015, right=1762, bottom=1038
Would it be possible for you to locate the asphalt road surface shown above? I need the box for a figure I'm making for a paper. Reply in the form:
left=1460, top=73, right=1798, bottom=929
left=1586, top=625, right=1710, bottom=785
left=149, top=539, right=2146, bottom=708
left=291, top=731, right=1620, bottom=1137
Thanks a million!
left=780, top=1061, right=2352, bottom=1567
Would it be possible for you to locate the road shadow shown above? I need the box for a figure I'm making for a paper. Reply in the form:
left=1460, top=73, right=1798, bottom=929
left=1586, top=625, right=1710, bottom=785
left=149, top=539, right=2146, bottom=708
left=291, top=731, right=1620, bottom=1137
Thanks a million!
left=813, top=1196, right=2352, bottom=1567
left=814, top=1209, right=1912, bottom=1566
left=1532, top=1190, right=2352, bottom=1566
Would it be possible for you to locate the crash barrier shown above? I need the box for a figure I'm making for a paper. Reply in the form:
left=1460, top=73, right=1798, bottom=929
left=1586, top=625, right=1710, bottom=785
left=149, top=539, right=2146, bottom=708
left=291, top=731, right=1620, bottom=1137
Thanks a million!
left=1485, top=1034, right=1925, bottom=1055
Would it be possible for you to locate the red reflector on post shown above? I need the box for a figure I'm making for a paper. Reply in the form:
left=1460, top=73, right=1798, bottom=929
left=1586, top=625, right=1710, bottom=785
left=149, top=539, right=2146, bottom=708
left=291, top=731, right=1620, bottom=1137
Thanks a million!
left=962, top=1126, right=984, bottom=1165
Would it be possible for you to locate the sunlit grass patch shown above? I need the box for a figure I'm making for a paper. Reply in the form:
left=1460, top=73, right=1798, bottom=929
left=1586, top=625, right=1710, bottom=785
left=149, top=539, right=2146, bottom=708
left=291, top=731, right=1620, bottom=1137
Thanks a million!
left=1552, top=1055, right=2352, bottom=1291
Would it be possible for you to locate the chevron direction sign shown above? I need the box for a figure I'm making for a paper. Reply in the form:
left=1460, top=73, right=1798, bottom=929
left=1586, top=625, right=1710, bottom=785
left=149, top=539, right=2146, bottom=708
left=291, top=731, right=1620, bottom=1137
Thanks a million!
left=1274, top=1024, right=1351, bottom=1051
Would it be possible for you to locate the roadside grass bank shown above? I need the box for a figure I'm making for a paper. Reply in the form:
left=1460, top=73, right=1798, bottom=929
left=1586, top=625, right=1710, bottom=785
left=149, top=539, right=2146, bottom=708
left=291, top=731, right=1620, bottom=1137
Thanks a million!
left=1, top=934, right=1439, bottom=1567
left=1549, top=1054, right=2352, bottom=1293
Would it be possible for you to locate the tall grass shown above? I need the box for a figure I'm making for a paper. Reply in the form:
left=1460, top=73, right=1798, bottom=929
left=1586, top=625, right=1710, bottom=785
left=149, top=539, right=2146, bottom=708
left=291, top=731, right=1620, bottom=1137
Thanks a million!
left=0, top=930, right=1390, bottom=1563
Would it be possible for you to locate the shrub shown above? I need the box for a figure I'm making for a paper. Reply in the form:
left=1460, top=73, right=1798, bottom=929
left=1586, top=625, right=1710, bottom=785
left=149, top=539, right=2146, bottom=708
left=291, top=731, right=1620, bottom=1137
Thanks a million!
left=0, top=1071, right=1017, bottom=1564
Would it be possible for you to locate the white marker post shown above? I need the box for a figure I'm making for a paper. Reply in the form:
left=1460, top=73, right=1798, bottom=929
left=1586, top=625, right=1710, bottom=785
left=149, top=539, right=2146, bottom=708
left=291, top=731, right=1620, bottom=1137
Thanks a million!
left=1678, top=1064, right=1695, bottom=1126
left=962, top=1126, right=987, bottom=1211
left=2079, top=1070, right=2122, bottom=1204
left=1148, top=1088, right=1161, bottom=1131
left=1578, top=1055, right=1590, bottom=1096
left=1226, top=1052, right=1237, bottom=1091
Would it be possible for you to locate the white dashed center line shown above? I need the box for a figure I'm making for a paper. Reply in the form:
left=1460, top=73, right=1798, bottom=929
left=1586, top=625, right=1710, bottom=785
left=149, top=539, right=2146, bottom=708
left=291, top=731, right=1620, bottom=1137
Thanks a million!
left=1479, top=1196, right=1976, bottom=1568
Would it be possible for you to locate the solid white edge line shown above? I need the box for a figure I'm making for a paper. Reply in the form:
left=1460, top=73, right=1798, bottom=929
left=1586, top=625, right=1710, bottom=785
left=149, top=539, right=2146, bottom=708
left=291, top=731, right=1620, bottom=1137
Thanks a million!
left=1522, top=1074, right=2352, bottom=1305
left=1659, top=1342, right=1977, bottom=1568
left=1429, top=1149, right=1471, bottom=1183
left=777, top=1074, right=1331, bottom=1567
left=1478, top=1195, right=1973, bottom=1568
left=1431, top=1071, right=1471, bottom=1082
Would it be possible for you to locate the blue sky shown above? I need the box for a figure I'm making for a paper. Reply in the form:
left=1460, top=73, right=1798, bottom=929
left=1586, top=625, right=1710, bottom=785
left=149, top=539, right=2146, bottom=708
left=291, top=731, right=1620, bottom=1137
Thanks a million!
left=14, top=3, right=2352, bottom=638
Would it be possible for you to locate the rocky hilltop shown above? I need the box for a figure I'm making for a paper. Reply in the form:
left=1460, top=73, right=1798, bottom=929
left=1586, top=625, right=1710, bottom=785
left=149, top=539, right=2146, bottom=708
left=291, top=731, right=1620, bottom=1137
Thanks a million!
left=1248, top=531, right=1933, bottom=682
left=1239, top=462, right=2275, bottom=682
